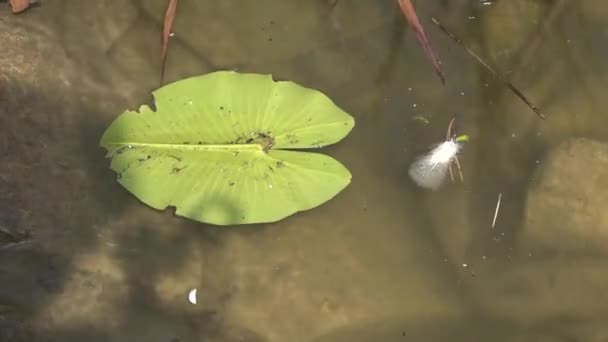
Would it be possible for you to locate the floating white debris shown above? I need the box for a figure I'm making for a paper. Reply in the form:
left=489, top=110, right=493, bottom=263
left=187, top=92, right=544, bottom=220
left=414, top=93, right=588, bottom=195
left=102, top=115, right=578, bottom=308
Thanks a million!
left=188, top=288, right=197, bottom=304
left=408, top=140, right=463, bottom=190
left=491, top=192, right=502, bottom=228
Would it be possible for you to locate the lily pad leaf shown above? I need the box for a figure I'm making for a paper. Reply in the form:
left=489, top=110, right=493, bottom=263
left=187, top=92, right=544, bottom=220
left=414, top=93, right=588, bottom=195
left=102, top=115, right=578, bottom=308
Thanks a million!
left=100, top=71, right=355, bottom=226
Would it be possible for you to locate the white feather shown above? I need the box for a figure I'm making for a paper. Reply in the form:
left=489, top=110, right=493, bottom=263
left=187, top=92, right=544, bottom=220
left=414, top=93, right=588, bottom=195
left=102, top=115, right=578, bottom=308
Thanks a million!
left=408, top=140, right=462, bottom=190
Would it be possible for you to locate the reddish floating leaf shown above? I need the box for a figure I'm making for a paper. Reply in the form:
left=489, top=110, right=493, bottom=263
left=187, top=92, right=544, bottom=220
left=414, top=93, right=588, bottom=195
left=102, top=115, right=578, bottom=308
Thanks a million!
left=397, top=0, right=445, bottom=84
left=9, top=0, right=31, bottom=13
left=160, top=0, right=179, bottom=85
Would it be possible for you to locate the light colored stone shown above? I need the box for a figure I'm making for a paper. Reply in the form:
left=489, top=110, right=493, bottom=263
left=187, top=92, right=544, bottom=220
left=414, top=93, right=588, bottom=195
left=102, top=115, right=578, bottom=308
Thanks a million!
left=521, top=138, right=608, bottom=252
left=460, top=139, right=608, bottom=335
left=0, top=16, right=73, bottom=93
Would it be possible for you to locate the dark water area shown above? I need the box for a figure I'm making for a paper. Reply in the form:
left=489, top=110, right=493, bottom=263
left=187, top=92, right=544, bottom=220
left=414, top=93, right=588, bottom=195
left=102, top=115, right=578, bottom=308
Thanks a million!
left=1, top=1, right=608, bottom=341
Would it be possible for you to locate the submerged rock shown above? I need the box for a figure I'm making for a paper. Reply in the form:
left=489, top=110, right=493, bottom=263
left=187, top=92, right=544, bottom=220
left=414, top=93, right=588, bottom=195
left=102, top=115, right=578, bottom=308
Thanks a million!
left=463, top=138, right=608, bottom=340
left=521, top=138, right=608, bottom=252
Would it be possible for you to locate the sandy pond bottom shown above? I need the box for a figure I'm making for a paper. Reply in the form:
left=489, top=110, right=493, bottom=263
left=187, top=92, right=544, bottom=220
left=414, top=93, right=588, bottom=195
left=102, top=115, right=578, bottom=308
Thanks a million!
left=2, top=1, right=608, bottom=341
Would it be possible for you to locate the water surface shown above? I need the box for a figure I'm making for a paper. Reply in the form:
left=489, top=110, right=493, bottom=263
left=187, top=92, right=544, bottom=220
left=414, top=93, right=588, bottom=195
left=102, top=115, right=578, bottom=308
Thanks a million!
left=1, top=1, right=608, bottom=341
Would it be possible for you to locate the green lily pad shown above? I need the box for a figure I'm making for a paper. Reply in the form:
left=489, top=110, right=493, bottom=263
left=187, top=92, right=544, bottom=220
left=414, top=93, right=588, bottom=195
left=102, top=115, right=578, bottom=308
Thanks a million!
left=100, top=71, right=354, bottom=226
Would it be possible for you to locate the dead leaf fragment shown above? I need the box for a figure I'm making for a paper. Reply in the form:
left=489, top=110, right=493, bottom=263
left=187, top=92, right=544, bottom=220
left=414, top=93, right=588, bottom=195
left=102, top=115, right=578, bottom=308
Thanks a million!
left=10, top=0, right=31, bottom=13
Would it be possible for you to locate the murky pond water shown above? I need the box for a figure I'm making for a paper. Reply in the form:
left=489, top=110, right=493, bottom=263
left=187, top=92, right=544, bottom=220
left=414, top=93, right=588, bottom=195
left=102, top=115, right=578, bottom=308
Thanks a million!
left=2, top=0, right=608, bottom=341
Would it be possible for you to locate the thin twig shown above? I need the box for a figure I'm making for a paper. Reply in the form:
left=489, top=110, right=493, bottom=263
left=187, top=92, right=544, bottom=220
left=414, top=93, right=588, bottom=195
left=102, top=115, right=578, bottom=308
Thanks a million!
left=446, top=116, right=455, bottom=181
left=0, top=226, right=32, bottom=251
left=446, top=116, right=456, bottom=141
left=445, top=116, right=464, bottom=183
left=0, top=226, right=20, bottom=241
left=0, top=239, right=33, bottom=251
left=491, top=192, right=502, bottom=228
left=454, top=156, right=464, bottom=183
left=431, top=17, right=545, bottom=120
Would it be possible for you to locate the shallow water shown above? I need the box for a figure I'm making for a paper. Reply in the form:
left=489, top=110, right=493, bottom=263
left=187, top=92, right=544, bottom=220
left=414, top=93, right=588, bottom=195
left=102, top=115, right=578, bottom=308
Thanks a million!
left=2, top=1, right=608, bottom=341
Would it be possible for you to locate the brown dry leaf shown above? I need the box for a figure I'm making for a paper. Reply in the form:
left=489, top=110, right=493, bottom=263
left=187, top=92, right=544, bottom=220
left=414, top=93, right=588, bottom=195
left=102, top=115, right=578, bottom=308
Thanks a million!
left=397, top=0, right=445, bottom=84
left=10, top=0, right=31, bottom=13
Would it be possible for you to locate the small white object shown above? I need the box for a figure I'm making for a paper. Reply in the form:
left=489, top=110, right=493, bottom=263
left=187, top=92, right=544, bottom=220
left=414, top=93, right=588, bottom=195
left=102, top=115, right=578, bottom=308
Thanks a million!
left=188, top=288, right=197, bottom=304
left=491, top=192, right=502, bottom=228
left=408, top=140, right=462, bottom=190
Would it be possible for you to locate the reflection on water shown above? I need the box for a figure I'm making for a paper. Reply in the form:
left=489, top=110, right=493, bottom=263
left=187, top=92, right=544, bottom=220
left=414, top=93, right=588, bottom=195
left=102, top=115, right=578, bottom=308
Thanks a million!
left=2, top=0, right=608, bottom=341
